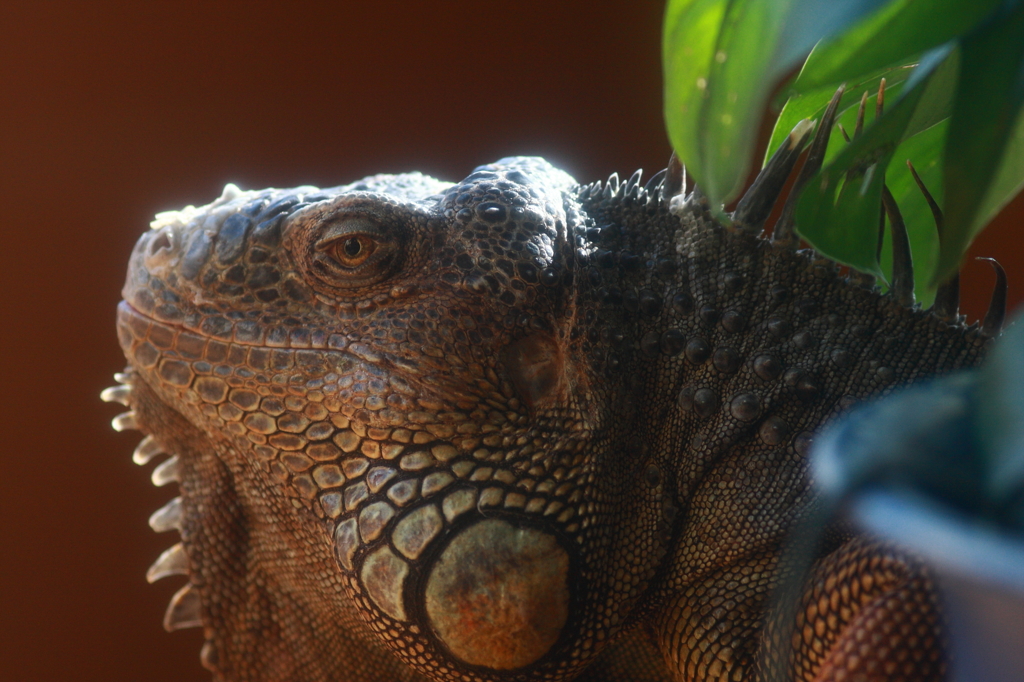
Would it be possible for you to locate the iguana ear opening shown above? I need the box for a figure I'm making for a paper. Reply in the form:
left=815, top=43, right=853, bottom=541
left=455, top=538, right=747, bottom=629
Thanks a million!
left=500, top=332, right=568, bottom=414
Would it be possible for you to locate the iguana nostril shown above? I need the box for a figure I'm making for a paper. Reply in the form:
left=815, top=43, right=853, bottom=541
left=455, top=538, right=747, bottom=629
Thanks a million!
left=149, top=230, right=172, bottom=255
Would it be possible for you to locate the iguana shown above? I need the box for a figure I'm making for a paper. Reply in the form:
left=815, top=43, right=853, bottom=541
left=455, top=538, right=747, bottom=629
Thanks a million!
left=105, top=100, right=1006, bottom=681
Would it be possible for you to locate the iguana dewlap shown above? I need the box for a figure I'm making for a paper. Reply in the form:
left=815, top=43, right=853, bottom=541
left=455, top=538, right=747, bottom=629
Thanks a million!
left=107, top=154, right=991, bottom=681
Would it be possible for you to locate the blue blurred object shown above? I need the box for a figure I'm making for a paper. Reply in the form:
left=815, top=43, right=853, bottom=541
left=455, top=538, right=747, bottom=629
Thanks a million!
left=852, top=490, right=1024, bottom=681
left=811, top=314, right=1024, bottom=682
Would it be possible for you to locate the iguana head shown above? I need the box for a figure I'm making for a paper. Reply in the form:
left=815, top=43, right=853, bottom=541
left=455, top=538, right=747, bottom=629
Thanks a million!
left=112, top=158, right=675, bottom=680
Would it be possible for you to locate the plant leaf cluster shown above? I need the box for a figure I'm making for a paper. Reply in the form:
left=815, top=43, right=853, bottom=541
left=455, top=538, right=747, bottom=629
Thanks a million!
left=664, top=0, right=1024, bottom=302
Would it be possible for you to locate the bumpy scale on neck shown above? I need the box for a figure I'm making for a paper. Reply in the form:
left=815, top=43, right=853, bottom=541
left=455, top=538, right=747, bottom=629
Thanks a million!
left=109, top=156, right=987, bottom=681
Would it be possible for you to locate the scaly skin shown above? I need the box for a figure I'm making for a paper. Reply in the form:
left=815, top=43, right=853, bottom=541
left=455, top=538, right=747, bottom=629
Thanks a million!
left=110, top=157, right=984, bottom=681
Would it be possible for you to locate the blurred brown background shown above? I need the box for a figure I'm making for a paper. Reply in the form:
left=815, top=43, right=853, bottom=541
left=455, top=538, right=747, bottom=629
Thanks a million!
left=1, top=2, right=1020, bottom=681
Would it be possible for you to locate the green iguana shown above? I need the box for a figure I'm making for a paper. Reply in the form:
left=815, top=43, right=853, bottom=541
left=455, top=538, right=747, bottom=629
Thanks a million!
left=105, top=102, right=1006, bottom=680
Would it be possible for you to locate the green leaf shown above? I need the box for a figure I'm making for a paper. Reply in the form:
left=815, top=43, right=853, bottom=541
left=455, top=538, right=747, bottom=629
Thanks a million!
left=663, top=0, right=887, bottom=210
left=937, top=3, right=1024, bottom=283
left=972, top=109, right=1024, bottom=238
left=792, top=0, right=1001, bottom=92
left=765, top=62, right=916, bottom=167
left=794, top=47, right=956, bottom=275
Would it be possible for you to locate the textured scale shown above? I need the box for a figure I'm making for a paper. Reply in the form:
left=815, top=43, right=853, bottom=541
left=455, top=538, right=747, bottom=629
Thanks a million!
left=109, top=157, right=988, bottom=681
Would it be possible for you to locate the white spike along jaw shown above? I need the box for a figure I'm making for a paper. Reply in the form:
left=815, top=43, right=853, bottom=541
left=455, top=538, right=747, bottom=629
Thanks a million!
left=164, top=583, right=203, bottom=632
left=101, top=370, right=134, bottom=406
left=151, top=455, right=181, bottom=487
left=100, top=384, right=132, bottom=406
left=201, top=640, right=219, bottom=672
left=102, top=373, right=205, bottom=639
left=132, top=434, right=166, bottom=465
left=149, top=497, right=183, bottom=533
left=147, top=542, right=189, bottom=583
left=110, top=411, right=139, bottom=432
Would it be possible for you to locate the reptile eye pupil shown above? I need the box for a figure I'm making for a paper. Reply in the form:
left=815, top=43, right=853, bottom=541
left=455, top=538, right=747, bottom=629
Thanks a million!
left=344, top=237, right=362, bottom=257
left=326, top=233, right=381, bottom=271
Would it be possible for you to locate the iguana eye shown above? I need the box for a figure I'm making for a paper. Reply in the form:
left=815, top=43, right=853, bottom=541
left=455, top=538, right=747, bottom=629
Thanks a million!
left=314, top=226, right=398, bottom=287
left=286, top=199, right=418, bottom=294
left=327, top=234, right=378, bottom=268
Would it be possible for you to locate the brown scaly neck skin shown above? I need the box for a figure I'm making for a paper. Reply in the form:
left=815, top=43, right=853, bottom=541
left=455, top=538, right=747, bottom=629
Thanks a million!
left=115, top=157, right=986, bottom=681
